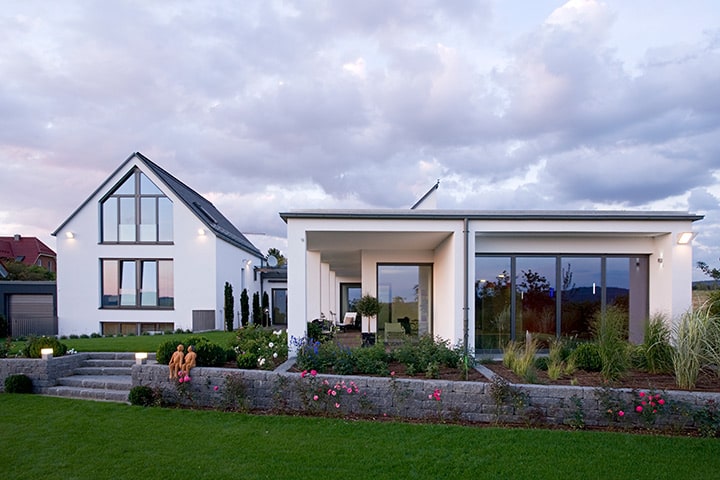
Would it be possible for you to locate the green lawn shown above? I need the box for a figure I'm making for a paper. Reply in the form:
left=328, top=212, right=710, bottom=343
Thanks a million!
left=4, top=331, right=237, bottom=355
left=1, top=395, right=719, bottom=480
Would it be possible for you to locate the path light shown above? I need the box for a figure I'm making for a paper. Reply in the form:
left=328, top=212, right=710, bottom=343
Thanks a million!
left=40, top=348, right=53, bottom=360
left=135, top=352, right=148, bottom=365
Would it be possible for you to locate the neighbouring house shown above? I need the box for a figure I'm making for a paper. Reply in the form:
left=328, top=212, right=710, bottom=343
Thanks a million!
left=0, top=235, right=57, bottom=337
left=52, top=152, right=268, bottom=336
left=281, top=207, right=703, bottom=352
left=0, top=235, right=57, bottom=275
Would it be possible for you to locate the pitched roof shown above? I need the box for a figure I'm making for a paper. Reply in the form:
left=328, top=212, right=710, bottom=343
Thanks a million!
left=53, top=152, right=262, bottom=257
left=0, top=235, right=57, bottom=267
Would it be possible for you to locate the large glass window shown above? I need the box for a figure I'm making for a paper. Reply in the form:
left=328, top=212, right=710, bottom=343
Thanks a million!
left=475, top=255, right=648, bottom=352
left=101, top=169, right=173, bottom=243
left=475, top=257, right=512, bottom=350
left=560, top=257, right=601, bottom=339
left=102, top=259, right=173, bottom=309
left=377, top=265, right=432, bottom=338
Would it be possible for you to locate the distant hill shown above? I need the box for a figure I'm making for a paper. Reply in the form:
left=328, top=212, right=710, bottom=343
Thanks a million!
left=693, top=280, right=720, bottom=290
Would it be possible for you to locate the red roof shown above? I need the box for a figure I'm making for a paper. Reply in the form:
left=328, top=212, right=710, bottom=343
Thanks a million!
left=0, top=235, right=56, bottom=270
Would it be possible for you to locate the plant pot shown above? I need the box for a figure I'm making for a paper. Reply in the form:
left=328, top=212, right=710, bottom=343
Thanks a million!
left=361, top=332, right=376, bottom=347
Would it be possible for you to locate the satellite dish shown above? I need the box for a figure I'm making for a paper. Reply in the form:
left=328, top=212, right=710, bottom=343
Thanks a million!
left=267, top=255, right=279, bottom=267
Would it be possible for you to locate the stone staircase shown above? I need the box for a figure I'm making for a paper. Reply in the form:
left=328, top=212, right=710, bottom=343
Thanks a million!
left=44, top=352, right=154, bottom=403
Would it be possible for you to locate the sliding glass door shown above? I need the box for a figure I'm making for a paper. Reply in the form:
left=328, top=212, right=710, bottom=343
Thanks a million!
left=377, top=265, right=432, bottom=338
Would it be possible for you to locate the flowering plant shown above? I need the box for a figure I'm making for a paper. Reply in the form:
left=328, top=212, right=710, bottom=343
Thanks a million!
left=231, top=325, right=288, bottom=370
left=298, top=369, right=363, bottom=414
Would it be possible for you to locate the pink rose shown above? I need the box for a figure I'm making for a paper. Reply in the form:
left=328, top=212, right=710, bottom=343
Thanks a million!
left=390, top=371, right=395, bottom=376
left=639, top=391, right=645, bottom=397
left=335, top=403, right=340, bottom=408
left=310, top=369, right=317, bottom=376
left=618, top=411, right=625, bottom=417
left=213, top=386, right=219, bottom=391
left=301, top=370, right=307, bottom=378
left=347, top=388, right=353, bottom=394
left=658, top=399, right=665, bottom=405
left=313, top=395, right=319, bottom=401
left=636, top=406, right=643, bottom=412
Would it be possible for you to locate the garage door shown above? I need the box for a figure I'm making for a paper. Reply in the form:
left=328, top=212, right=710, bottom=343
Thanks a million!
left=9, top=294, right=57, bottom=337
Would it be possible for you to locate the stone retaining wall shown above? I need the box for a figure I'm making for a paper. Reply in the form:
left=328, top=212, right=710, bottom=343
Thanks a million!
left=0, top=354, right=85, bottom=392
left=132, top=363, right=720, bottom=431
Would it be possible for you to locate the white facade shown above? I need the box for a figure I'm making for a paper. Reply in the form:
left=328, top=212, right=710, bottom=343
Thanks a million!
left=282, top=210, right=703, bottom=352
left=53, top=153, right=264, bottom=336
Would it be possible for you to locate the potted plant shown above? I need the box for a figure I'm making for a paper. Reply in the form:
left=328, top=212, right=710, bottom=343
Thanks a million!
left=355, top=294, right=381, bottom=346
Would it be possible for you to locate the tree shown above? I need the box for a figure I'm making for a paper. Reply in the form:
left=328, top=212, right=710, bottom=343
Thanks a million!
left=224, top=282, right=234, bottom=331
left=266, top=248, right=287, bottom=267
left=252, top=292, right=262, bottom=325
left=0, top=259, right=55, bottom=281
left=262, top=292, right=270, bottom=327
left=697, top=260, right=720, bottom=282
left=240, top=289, right=249, bottom=327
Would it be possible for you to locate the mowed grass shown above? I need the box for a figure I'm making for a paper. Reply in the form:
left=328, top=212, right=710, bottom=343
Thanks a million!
left=54, top=331, right=236, bottom=353
left=2, top=395, right=720, bottom=480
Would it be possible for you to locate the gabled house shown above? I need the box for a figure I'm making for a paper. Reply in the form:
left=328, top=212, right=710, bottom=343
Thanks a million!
left=53, top=152, right=265, bottom=336
left=0, top=235, right=57, bottom=275
left=281, top=208, right=703, bottom=352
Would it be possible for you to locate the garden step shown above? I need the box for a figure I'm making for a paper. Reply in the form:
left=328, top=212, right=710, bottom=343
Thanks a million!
left=56, top=375, right=132, bottom=391
left=73, top=366, right=132, bottom=376
left=43, top=386, right=130, bottom=403
left=83, top=359, right=136, bottom=368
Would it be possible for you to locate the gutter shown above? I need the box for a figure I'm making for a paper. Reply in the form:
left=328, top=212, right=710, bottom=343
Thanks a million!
left=463, top=217, right=469, bottom=359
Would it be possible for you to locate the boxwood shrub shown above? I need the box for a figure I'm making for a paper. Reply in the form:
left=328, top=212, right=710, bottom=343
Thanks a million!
left=4, top=374, right=33, bottom=393
left=24, top=336, right=68, bottom=358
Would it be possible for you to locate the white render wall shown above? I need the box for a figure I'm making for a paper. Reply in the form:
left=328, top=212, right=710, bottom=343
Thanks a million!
left=287, top=213, right=699, bottom=352
left=55, top=157, right=262, bottom=335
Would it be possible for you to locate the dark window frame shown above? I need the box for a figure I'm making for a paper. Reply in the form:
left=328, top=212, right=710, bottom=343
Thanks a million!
left=100, top=168, right=174, bottom=244
left=100, top=258, right=174, bottom=310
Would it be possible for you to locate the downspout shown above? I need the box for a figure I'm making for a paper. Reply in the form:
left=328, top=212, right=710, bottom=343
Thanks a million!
left=463, top=217, right=469, bottom=359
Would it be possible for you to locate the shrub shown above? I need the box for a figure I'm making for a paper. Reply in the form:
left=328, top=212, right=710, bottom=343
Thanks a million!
left=156, top=336, right=227, bottom=367
left=354, top=342, right=388, bottom=376
left=635, top=313, right=674, bottom=374
left=395, top=335, right=460, bottom=374
left=4, top=374, right=33, bottom=393
left=592, top=306, right=630, bottom=381
left=571, top=342, right=602, bottom=372
left=229, top=325, right=288, bottom=370
left=24, top=336, right=68, bottom=358
left=128, top=386, right=158, bottom=406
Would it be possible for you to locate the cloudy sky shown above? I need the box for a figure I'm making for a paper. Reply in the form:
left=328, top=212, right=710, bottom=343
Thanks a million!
left=2, top=0, right=719, bottom=278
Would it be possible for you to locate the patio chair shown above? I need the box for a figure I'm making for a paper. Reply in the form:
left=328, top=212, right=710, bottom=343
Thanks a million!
left=337, top=312, right=356, bottom=331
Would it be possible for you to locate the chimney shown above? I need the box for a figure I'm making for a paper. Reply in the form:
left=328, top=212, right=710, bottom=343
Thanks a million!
left=13, top=234, right=21, bottom=241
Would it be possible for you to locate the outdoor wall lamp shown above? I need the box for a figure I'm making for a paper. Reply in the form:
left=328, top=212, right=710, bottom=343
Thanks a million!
left=135, top=352, right=148, bottom=365
left=41, top=348, right=53, bottom=360
left=198, top=228, right=206, bottom=236
left=677, top=232, right=697, bottom=245
left=65, top=231, right=75, bottom=239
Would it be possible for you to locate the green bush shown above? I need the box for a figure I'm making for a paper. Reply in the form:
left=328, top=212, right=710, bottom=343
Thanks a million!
left=24, top=336, right=67, bottom=358
left=394, top=335, right=460, bottom=374
left=354, top=342, right=389, bottom=376
left=228, top=325, right=288, bottom=370
left=4, top=374, right=33, bottom=393
left=534, top=356, right=549, bottom=371
left=571, top=342, right=602, bottom=372
left=128, top=386, right=158, bottom=406
left=156, top=336, right=227, bottom=367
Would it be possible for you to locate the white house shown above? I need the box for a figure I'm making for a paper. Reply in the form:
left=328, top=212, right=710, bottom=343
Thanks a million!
left=280, top=208, right=703, bottom=352
left=53, top=152, right=266, bottom=336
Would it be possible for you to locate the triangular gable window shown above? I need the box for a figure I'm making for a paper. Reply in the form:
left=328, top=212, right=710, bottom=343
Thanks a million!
left=101, top=169, right=173, bottom=243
